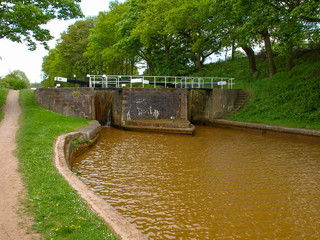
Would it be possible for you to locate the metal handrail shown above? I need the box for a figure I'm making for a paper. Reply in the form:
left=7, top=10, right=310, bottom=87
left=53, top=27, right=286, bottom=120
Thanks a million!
left=86, top=74, right=234, bottom=89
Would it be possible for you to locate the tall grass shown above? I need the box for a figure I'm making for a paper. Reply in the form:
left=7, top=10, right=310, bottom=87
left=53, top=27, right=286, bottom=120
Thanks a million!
left=17, top=90, right=118, bottom=240
left=0, top=87, right=9, bottom=121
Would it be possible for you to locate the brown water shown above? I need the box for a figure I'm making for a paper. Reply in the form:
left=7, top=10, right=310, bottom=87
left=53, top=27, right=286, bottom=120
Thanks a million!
left=73, top=126, right=320, bottom=239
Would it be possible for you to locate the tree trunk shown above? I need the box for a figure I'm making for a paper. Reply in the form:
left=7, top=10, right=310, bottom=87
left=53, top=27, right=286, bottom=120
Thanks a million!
left=261, top=28, right=277, bottom=78
left=120, top=58, right=124, bottom=75
left=191, top=53, right=204, bottom=72
left=130, top=58, right=134, bottom=75
left=241, top=45, right=257, bottom=75
left=285, top=43, right=294, bottom=72
left=165, top=45, right=170, bottom=61
left=231, top=40, right=236, bottom=60
left=125, top=57, right=128, bottom=75
left=147, top=60, right=155, bottom=75
left=196, top=55, right=203, bottom=71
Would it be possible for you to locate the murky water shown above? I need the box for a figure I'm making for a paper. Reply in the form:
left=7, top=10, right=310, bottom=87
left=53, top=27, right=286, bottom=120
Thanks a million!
left=73, top=126, right=320, bottom=239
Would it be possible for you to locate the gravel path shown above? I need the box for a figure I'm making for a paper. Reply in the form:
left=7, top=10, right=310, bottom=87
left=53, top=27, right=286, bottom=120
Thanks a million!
left=0, top=90, right=39, bottom=240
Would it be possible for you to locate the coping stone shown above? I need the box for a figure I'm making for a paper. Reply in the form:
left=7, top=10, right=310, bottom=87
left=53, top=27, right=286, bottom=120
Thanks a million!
left=53, top=121, right=147, bottom=240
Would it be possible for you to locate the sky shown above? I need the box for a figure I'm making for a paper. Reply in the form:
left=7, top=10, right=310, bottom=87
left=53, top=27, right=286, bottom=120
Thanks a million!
left=0, top=0, right=118, bottom=83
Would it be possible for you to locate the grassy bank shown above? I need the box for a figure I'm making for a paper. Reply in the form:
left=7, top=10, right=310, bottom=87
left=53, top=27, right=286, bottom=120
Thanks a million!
left=0, top=87, right=9, bottom=121
left=17, top=90, right=118, bottom=240
left=198, top=49, right=320, bottom=130
left=229, top=62, right=320, bottom=129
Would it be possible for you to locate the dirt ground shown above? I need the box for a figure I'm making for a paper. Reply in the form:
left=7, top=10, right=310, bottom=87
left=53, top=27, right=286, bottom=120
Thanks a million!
left=0, top=90, right=39, bottom=240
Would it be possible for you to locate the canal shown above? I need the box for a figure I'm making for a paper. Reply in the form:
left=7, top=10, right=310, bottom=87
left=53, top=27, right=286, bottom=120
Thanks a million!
left=73, top=126, right=320, bottom=239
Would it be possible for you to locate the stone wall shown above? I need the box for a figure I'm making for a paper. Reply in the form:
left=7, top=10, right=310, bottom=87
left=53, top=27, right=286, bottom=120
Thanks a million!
left=34, top=88, right=242, bottom=126
left=34, top=88, right=95, bottom=119
left=121, top=88, right=188, bottom=122
left=53, top=121, right=147, bottom=239
left=190, top=89, right=239, bottom=123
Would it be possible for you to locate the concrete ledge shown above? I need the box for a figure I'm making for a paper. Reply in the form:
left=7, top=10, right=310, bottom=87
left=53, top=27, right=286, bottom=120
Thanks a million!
left=211, top=119, right=320, bottom=142
left=121, top=119, right=195, bottom=135
left=53, top=120, right=147, bottom=240
left=127, top=119, right=191, bottom=128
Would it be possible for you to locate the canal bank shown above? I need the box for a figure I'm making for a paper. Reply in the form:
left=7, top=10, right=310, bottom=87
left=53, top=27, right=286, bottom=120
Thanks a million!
left=53, top=120, right=147, bottom=240
left=210, top=119, right=320, bottom=143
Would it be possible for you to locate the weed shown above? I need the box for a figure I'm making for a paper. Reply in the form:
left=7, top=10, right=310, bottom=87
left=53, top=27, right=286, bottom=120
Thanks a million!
left=72, top=137, right=88, bottom=149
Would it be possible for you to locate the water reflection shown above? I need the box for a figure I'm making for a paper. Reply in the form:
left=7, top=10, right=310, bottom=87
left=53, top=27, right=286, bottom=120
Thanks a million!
left=73, top=126, right=320, bottom=239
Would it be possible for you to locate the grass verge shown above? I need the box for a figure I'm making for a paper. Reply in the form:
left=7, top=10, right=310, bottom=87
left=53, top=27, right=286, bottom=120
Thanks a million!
left=0, top=87, right=9, bottom=121
left=17, top=90, right=118, bottom=240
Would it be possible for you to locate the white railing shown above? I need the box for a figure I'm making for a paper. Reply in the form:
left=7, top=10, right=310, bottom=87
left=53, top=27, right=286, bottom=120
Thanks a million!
left=87, top=74, right=235, bottom=89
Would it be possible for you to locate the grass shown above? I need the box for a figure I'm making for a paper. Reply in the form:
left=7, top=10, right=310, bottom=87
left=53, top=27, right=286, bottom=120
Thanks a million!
left=228, top=62, right=320, bottom=129
left=0, top=87, right=9, bottom=121
left=17, top=90, right=119, bottom=240
left=195, top=49, right=320, bottom=130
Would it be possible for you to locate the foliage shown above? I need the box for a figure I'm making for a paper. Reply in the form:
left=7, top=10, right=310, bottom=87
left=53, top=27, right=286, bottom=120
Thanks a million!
left=42, top=18, right=95, bottom=87
left=0, top=70, right=30, bottom=90
left=42, top=0, right=320, bottom=80
left=0, top=87, right=9, bottom=122
left=17, top=90, right=119, bottom=239
left=0, top=0, right=83, bottom=50
left=85, top=2, right=137, bottom=75
left=72, top=137, right=91, bottom=149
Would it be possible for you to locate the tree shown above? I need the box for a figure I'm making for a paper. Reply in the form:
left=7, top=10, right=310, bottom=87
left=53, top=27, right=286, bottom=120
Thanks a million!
left=57, top=18, right=95, bottom=76
left=116, top=0, right=157, bottom=75
left=85, top=1, right=136, bottom=75
left=274, top=0, right=320, bottom=24
left=42, top=18, right=95, bottom=87
left=42, top=48, right=65, bottom=87
left=0, top=70, right=30, bottom=89
left=265, top=0, right=320, bottom=71
left=208, top=0, right=260, bottom=76
left=0, top=0, right=83, bottom=50
left=130, top=0, right=190, bottom=75
left=41, top=0, right=320, bottom=82
left=165, top=0, right=222, bottom=72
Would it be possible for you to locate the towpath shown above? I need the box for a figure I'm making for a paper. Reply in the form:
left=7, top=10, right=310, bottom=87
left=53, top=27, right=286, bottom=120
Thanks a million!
left=0, top=90, right=39, bottom=240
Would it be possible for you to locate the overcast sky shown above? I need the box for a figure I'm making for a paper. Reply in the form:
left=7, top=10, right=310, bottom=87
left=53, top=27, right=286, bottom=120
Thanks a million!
left=0, top=0, right=119, bottom=83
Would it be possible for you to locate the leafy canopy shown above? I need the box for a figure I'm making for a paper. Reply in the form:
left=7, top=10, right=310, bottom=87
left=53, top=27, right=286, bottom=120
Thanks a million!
left=42, top=18, right=95, bottom=87
left=0, top=0, right=83, bottom=50
left=41, top=0, right=320, bottom=79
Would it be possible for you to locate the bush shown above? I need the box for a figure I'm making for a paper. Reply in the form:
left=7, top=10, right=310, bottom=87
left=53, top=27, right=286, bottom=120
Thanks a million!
left=0, top=70, right=30, bottom=90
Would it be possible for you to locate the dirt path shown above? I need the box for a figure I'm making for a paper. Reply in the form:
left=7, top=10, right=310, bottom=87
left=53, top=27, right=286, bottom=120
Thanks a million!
left=0, top=90, right=39, bottom=240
